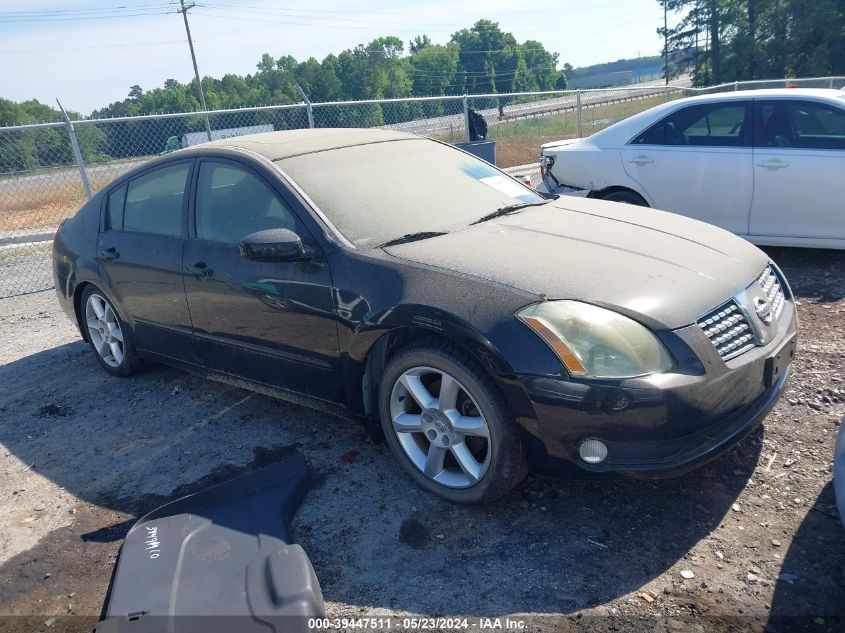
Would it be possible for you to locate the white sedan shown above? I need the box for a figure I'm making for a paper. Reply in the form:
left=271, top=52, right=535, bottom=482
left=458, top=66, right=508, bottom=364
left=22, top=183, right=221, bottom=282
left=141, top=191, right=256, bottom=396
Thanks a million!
left=539, top=88, right=845, bottom=249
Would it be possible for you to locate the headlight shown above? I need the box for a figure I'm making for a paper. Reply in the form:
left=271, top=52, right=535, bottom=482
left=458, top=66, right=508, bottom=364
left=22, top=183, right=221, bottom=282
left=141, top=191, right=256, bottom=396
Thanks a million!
left=517, top=300, right=672, bottom=379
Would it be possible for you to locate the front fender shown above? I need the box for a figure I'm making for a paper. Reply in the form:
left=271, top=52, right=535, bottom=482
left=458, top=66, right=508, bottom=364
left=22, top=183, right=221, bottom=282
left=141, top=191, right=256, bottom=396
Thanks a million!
left=341, top=299, right=567, bottom=417
left=341, top=304, right=519, bottom=416
left=349, top=304, right=516, bottom=373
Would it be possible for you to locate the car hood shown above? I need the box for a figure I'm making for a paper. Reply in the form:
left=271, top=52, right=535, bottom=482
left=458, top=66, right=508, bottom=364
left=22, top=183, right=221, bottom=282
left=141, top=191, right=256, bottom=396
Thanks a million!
left=384, top=198, right=769, bottom=330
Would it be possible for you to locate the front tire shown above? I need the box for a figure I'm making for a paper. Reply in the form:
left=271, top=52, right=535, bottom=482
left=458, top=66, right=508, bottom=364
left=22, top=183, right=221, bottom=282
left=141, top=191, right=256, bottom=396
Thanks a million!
left=81, top=286, right=143, bottom=377
left=378, top=339, right=526, bottom=504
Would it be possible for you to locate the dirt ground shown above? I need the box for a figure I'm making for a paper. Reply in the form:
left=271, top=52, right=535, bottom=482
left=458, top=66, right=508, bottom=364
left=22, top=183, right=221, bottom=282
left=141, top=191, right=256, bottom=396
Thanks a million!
left=0, top=246, right=843, bottom=633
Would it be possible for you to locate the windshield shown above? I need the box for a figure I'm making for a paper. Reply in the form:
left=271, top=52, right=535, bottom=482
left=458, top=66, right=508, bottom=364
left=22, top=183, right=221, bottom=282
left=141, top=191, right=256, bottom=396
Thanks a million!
left=277, top=138, right=542, bottom=248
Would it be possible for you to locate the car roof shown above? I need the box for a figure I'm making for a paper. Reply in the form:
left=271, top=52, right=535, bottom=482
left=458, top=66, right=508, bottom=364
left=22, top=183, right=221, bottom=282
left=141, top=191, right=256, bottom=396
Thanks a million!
left=670, top=87, right=845, bottom=104
left=201, top=127, right=419, bottom=161
left=577, top=88, right=845, bottom=148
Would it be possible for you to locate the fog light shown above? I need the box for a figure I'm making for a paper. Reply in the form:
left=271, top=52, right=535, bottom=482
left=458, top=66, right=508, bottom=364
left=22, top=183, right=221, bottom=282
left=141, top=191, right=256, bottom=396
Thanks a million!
left=579, top=439, right=608, bottom=464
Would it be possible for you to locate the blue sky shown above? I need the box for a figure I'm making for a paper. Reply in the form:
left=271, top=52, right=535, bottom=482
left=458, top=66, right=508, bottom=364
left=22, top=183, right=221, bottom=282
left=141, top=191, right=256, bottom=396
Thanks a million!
left=0, top=0, right=668, bottom=114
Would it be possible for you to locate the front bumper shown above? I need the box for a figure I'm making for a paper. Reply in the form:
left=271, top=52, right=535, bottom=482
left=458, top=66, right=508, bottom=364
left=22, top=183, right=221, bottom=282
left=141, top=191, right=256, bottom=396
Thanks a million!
left=498, top=300, right=797, bottom=478
left=536, top=180, right=590, bottom=198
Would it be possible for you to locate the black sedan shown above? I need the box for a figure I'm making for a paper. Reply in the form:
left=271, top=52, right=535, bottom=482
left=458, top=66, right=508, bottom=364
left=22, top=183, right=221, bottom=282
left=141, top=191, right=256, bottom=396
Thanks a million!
left=53, top=129, right=797, bottom=504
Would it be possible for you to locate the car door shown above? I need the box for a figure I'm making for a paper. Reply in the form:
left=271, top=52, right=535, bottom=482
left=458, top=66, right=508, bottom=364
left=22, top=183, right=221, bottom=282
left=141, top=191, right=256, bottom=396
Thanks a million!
left=182, top=157, right=342, bottom=402
left=750, top=99, right=845, bottom=240
left=620, top=100, right=753, bottom=234
left=97, top=159, right=197, bottom=362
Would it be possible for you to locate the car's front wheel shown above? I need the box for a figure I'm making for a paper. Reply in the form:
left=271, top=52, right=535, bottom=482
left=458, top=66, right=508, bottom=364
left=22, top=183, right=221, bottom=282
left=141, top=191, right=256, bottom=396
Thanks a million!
left=378, top=339, right=526, bottom=504
left=81, top=286, right=143, bottom=377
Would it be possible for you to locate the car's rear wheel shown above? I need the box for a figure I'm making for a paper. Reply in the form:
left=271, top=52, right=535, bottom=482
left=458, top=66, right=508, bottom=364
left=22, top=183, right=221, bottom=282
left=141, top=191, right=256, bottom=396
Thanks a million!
left=378, top=339, right=526, bottom=504
left=600, top=190, right=648, bottom=206
left=82, top=286, right=143, bottom=376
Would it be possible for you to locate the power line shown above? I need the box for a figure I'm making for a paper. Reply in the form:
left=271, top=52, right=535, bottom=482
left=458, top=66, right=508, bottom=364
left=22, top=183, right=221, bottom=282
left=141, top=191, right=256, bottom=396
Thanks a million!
left=201, top=1, right=653, bottom=17
left=197, top=4, right=662, bottom=30
left=200, top=3, right=658, bottom=28
left=405, top=65, right=560, bottom=77
left=0, top=9, right=173, bottom=23
left=191, top=9, right=662, bottom=35
left=0, top=40, right=188, bottom=54
left=0, top=4, right=175, bottom=17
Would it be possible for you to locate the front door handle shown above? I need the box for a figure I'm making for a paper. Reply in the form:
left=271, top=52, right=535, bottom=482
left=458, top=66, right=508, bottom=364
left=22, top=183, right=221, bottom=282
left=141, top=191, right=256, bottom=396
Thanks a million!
left=628, top=155, right=654, bottom=166
left=186, top=261, right=213, bottom=279
left=100, top=247, right=119, bottom=260
left=757, top=159, right=789, bottom=170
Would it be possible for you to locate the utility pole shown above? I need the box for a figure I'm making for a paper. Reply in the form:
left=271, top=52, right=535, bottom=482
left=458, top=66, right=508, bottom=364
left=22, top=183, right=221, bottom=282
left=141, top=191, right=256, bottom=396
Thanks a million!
left=663, top=2, right=669, bottom=85
left=694, top=0, right=699, bottom=82
left=178, top=0, right=212, bottom=141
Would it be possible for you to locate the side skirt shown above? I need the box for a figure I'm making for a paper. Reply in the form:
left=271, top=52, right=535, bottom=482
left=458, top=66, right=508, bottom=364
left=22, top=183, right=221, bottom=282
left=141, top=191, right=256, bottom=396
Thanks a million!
left=136, top=349, right=361, bottom=424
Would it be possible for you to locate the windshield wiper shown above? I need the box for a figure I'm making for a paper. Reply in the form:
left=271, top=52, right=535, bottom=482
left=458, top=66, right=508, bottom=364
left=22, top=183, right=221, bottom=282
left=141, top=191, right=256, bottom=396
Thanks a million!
left=470, top=200, right=550, bottom=225
left=379, top=231, right=448, bottom=247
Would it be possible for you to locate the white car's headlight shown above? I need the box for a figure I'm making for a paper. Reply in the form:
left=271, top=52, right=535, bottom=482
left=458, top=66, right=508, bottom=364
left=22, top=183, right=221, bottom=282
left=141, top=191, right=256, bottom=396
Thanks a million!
left=517, top=300, right=673, bottom=379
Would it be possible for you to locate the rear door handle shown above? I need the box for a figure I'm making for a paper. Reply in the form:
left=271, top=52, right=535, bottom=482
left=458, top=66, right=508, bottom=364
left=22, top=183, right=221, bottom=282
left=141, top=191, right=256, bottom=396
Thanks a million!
left=100, top=247, right=119, bottom=260
left=186, top=261, right=213, bottom=279
left=757, top=159, right=789, bottom=170
left=628, top=155, right=654, bottom=166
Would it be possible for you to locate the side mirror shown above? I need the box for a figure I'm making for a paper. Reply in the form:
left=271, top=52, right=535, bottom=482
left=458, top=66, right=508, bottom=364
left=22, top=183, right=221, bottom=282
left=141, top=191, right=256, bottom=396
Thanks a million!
left=238, top=228, right=308, bottom=262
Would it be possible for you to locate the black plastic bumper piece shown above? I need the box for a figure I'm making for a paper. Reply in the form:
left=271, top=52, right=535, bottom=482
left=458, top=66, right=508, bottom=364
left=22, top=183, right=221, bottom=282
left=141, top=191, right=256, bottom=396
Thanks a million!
left=609, top=365, right=791, bottom=477
left=95, top=453, right=323, bottom=633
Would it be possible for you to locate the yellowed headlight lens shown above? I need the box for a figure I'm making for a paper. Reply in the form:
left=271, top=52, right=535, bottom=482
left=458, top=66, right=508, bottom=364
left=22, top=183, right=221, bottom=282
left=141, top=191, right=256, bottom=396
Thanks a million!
left=519, top=315, right=587, bottom=375
left=518, top=301, right=672, bottom=379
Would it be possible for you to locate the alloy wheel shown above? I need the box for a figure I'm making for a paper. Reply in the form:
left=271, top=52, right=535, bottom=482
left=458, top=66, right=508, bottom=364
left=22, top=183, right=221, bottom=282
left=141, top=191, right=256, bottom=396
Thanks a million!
left=389, top=366, right=491, bottom=488
left=85, top=293, right=125, bottom=368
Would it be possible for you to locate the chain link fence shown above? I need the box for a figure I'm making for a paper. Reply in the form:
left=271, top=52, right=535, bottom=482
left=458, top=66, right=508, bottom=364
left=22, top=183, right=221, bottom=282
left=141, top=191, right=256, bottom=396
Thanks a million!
left=695, top=75, right=845, bottom=94
left=2, top=76, right=842, bottom=298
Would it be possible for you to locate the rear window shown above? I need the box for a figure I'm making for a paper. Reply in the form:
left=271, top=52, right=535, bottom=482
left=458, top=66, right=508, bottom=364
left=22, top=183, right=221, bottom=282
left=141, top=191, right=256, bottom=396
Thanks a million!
left=278, top=139, right=540, bottom=248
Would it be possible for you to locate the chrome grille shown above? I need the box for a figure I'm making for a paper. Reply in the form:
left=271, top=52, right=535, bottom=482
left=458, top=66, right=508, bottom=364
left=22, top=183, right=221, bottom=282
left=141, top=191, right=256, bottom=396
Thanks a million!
left=697, top=300, right=755, bottom=360
left=757, top=266, right=785, bottom=319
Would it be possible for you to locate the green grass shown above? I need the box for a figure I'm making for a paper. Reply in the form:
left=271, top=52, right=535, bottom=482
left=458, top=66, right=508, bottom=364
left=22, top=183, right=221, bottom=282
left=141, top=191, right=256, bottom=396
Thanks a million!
left=0, top=242, right=51, bottom=262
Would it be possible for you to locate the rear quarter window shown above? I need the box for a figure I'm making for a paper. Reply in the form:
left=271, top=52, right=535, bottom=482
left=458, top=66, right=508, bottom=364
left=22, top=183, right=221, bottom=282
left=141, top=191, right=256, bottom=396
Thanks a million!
left=106, top=183, right=126, bottom=231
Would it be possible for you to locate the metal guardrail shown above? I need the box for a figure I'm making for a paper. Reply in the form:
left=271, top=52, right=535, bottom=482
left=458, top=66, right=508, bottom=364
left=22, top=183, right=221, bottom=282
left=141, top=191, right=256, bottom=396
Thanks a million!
left=1, top=76, right=842, bottom=298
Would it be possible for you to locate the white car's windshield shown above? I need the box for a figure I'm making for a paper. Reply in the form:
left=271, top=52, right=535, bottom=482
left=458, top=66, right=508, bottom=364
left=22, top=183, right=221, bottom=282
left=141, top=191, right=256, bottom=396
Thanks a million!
left=278, top=138, right=542, bottom=248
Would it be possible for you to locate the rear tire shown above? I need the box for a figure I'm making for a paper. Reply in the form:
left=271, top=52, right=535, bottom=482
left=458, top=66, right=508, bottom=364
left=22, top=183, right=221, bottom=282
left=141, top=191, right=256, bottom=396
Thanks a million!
left=81, top=286, right=144, bottom=377
left=600, top=190, right=648, bottom=206
left=378, top=338, right=526, bottom=504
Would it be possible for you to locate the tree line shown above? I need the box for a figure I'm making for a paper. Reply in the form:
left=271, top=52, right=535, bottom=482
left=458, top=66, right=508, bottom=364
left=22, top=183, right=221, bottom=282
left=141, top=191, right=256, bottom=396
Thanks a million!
left=89, top=20, right=565, bottom=120
left=659, top=0, right=845, bottom=85
left=1, top=20, right=566, bottom=173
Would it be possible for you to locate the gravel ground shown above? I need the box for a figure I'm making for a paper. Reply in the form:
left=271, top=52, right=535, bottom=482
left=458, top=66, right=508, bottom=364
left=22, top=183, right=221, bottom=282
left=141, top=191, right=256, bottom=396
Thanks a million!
left=0, top=245, right=52, bottom=299
left=0, top=246, right=843, bottom=633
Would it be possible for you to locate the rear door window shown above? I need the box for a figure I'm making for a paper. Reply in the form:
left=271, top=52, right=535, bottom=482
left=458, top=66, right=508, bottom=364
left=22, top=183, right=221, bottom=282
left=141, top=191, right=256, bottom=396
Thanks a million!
left=756, top=100, right=845, bottom=149
left=123, top=162, right=191, bottom=237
